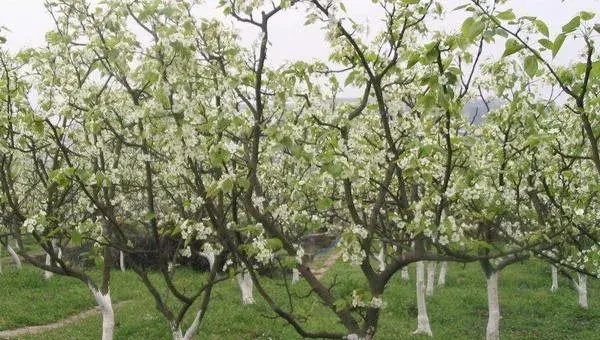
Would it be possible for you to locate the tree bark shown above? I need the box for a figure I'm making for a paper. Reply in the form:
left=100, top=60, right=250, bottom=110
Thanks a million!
left=376, top=247, right=385, bottom=272
left=550, top=265, right=558, bottom=292
left=171, top=309, right=203, bottom=340
left=438, top=261, right=447, bottom=286
left=119, top=251, right=126, bottom=272
left=44, top=252, right=52, bottom=280
left=486, top=272, right=500, bottom=340
left=575, top=273, right=588, bottom=309
left=426, top=261, right=436, bottom=296
left=401, top=266, right=409, bottom=282
left=6, top=245, right=21, bottom=269
left=198, top=251, right=215, bottom=271
left=90, top=286, right=114, bottom=340
left=413, top=261, right=432, bottom=336
left=237, top=270, right=254, bottom=305
left=43, top=239, right=61, bottom=279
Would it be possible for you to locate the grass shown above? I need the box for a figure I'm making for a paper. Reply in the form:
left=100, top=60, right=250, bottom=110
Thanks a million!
left=0, top=259, right=598, bottom=339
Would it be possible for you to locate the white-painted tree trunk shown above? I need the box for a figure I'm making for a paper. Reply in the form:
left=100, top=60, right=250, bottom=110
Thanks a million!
left=171, top=309, right=203, bottom=340
left=119, top=251, right=126, bottom=272
left=376, top=247, right=386, bottom=272
left=575, top=274, right=588, bottom=309
left=44, top=252, right=53, bottom=280
left=44, top=239, right=60, bottom=279
left=426, top=261, right=436, bottom=296
left=292, top=268, right=300, bottom=284
left=6, top=245, right=21, bottom=269
left=236, top=270, right=254, bottom=305
left=413, top=261, right=432, bottom=336
left=198, top=251, right=215, bottom=271
left=550, top=266, right=558, bottom=292
left=90, top=287, right=114, bottom=340
left=401, top=266, right=409, bottom=282
left=438, top=261, right=448, bottom=286
left=486, top=272, right=500, bottom=340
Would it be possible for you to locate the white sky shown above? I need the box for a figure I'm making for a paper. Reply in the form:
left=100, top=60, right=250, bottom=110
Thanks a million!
left=1, top=0, right=599, bottom=97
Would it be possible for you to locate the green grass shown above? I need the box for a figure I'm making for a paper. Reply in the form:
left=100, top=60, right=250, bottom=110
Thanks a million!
left=0, top=260, right=598, bottom=339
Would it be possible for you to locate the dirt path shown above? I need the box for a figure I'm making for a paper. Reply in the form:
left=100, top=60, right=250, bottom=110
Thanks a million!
left=0, top=301, right=130, bottom=339
left=310, top=250, right=342, bottom=280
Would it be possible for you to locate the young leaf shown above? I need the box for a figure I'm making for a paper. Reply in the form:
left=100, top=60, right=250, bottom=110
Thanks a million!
left=535, top=20, right=549, bottom=37
left=496, top=9, right=516, bottom=21
left=562, top=16, right=580, bottom=33
left=524, top=55, right=538, bottom=77
left=538, top=38, right=553, bottom=50
left=580, top=11, right=595, bottom=21
left=461, top=17, right=475, bottom=38
left=503, top=38, right=523, bottom=57
left=552, top=33, right=566, bottom=58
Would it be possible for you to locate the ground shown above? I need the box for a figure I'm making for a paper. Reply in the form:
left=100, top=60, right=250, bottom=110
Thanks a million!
left=0, top=258, right=598, bottom=339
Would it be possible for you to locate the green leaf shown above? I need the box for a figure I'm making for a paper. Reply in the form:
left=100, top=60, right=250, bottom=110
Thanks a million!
left=461, top=17, right=475, bottom=38
left=266, top=238, right=283, bottom=250
left=453, top=4, right=470, bottom=12
left=538, top=38, right=553, bottom=50
left=562, top=16, right=580, bottom=33
left=344, top=70, right=359, bottom=87
left=462, top=17, right=485, bottom=41
left=325, top=163, right=343, bottom=178
left=534, top=20, right=549, bottom=37
left=552, top=33, right=566, bottom=58
left=524, top=55, right=538, bottom=77
left=144, top=212, right=156, bottom=222
left=71, top=230, right=82, bottom=244
left=402, top=0, right=419, bottom=4
left=407, top=54, right=420, bottom=68
left=502, top=38, right=523, bottom=57
left=594, top=23, right=600, bottom=34
left=221, top=177, right=234, bottom=193
left=496, top=9, right=516, bottom=21
left=316, top=197, right=334, bottom=210
left=580, top=11, right=595, bottom=21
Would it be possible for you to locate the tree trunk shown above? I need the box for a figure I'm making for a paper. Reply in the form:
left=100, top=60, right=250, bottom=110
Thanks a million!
left=90, top=286, right=114, bottom=340
left=438, top=261, right=447, bottom=286
left=198, top=251, right=215, bottom=271
left=401, top=266, right=409, bottom=282
left=426, top=261, right=436, bottom=296
left=575, top=273, right=588, bottom=309
left=413, top=261, right=432, bottom=336
left=44, top=239, right=60, bottom=279
left=550, top=265, right=558, bottom=292
left=171, top=309, right=203, bottom=340
left=6, top=245, right=21, bottom=269
left=376, top=247, right=385, bottom=272
left=236, top=270, right=254, bottom=305
left=486, top=271, right=500, bottom=340
left=44, top=253, right=52, bottom=280
left=292, top=268, right=300, bottom=284
left=119, top=251, right=126, bottom=272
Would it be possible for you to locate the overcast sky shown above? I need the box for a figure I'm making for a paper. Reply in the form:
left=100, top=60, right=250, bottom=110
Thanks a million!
left=1, top=0, right=599, bottom=97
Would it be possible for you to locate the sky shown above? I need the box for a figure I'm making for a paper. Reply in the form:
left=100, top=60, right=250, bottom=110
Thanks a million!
left=1, top=0, right=599, bottom=97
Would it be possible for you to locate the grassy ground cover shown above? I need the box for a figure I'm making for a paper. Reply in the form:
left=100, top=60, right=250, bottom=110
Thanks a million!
left=0, top=259, right=598, bottom=339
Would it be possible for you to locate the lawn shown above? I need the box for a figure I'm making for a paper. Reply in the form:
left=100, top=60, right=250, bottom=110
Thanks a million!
left=0, top=258, right=598, bottom=339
